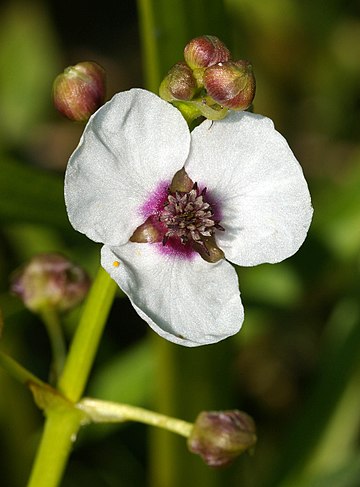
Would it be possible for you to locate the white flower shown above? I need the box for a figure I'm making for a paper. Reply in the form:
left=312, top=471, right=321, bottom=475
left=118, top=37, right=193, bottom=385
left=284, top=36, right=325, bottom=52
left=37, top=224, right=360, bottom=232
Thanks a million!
left=65, top=88, right=313, bottom=347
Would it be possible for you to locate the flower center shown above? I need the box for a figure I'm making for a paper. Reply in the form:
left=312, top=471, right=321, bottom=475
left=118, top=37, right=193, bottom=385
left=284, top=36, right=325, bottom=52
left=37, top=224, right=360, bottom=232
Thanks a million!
left=159, top=183, right=224, bottom=250
left=131, top=170, right=225, bottom=263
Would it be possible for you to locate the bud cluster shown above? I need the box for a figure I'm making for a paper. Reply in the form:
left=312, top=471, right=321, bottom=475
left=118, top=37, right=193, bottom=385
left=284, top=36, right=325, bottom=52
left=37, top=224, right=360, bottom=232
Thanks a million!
left=159, top=35, right=255, bottom=120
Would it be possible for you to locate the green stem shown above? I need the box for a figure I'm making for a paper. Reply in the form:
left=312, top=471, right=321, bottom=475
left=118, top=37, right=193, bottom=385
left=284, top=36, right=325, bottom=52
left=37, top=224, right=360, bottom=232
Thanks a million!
left=40, top=306, right=67, bottom=384
left=137, top=0, right=160, bottom=93
left=0, top=350, right=46, bottom=388
left=78, top=397, right=193, bottom=437
left=148, top=334, right=178, bottom=487
left=27, top=408, right=83, bottom=487
left=58, top=266, right=117, bottom=402
left=27, top=266, right=117, bottom=487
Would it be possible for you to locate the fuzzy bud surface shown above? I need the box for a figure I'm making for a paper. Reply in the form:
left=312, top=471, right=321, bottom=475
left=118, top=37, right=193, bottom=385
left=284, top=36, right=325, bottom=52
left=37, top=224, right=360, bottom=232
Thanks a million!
left=188, top=410, right=257, bottom=467
left=53, top=61, right=106, bottom=122
left=10, top=253, right=90, bottom=313
left=184, top=35, right=230, bottom=70
left=204, top=60, right=256, bottom=110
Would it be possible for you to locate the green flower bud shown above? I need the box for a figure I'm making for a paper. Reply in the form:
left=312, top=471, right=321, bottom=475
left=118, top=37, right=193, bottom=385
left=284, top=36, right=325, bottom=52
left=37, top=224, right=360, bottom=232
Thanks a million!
left=188, top=410, right=257, bottom=468
left=53, top=61, right=106, bottom=122
left=203, top=60, right=256, bottom=110
left=159, top=62, right=197, bottom=102
left=10, top=253, right=90, bottom=313
left=184, top=35, right=230, bottom=70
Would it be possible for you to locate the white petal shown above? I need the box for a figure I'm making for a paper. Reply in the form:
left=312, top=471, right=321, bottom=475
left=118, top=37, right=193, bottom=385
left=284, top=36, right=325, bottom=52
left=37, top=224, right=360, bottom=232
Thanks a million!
left=101, top=244, right=243, bottom=347
left=186, top=111, right=313, bottom=266
left=65, top=89, right=190, bottom=246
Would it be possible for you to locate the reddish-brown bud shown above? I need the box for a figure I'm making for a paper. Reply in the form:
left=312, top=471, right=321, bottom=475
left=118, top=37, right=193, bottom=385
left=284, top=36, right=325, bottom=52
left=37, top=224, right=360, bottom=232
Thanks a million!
left=188, top=410, right=257, bottom=468
left=184, top=35, right=230, bottom=70
left=10, top=253, right=90, bottom=313
left=204, top=60, right=256, bottom=110
left=53, top=61, right=106, bottom=122
left=159, top=62, right=197, bottom=102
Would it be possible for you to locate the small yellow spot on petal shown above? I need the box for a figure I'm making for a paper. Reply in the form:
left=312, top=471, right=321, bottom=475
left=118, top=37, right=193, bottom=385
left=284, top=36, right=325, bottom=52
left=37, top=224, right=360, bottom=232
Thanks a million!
left=113, top=261, right=120, bottom=267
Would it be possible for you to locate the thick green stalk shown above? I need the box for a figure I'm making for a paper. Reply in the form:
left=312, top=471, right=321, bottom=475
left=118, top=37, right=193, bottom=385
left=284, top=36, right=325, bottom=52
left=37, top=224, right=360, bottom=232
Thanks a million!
left=58, top=266, right=117, bottom=402
left=27, top=408, right=83, bottom=487
left=137, top=0, right=161, bottom=92
left=148, top=335, right=179, bottom=487
left=27, top=266, right=117, bottom=487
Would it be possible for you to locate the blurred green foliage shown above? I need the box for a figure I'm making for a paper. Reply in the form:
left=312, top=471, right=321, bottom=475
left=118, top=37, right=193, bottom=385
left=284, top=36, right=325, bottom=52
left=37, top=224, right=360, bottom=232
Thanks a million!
left=0, top=0, right=360, bottom=486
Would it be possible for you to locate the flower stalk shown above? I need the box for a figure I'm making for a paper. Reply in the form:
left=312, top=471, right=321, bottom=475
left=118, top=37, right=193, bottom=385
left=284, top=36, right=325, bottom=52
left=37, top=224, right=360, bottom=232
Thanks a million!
left=40, top=306, right=67, bottom=384
left=78, top=397, right=193, bottom=437
left=27, top=408, right=83, bottom=487
left=0, top=351, right=47, bottom=388
left=57, top=266, right=117, bottom=402
left=26, top=266, right=116, bottom=487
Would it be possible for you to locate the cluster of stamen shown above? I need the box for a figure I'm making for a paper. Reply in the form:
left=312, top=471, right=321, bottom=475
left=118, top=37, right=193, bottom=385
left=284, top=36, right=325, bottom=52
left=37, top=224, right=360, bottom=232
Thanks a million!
left=130, top=169, right=225, bottom=262
left=159, top=183, right=224, bottom=251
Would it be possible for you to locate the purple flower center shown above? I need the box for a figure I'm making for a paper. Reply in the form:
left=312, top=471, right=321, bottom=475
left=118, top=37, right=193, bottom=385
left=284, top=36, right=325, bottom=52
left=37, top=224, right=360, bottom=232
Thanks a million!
left=136, top=176, right=224, bottom=261
left=160, top=183, right=224, bottom=250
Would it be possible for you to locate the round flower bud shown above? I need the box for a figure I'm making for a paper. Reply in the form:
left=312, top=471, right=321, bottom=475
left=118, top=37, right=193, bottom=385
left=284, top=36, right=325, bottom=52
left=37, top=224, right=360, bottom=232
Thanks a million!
left=188, top=410, right=257, bottom=468
left=10, top=253, right=91, bottom=313
left=159, top=62, right=197, bottom=102
left=184, top=35, right=231, bottom=70
left=53, top=61, right=106, bottom=122
left=203, top=60, right=256, bottom=110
